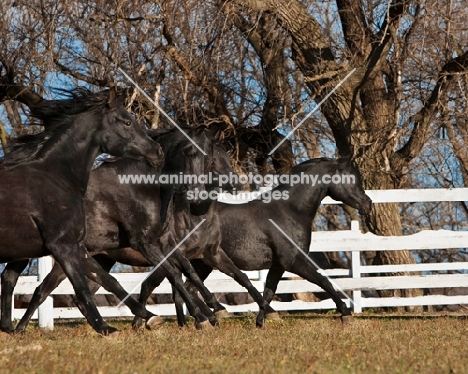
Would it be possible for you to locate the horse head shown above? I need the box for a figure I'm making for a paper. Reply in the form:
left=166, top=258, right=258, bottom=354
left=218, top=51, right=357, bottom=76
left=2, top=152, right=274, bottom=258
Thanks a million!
left=100, top=89, right=164, bottom=167
left=327, top=158, right=372, bottom=216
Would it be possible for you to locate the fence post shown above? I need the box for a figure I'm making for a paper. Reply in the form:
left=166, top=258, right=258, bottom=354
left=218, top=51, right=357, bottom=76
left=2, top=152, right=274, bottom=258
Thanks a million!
left=350, top=220, right=362, bottom=313
left=38, top=256, right=54, bottom=330
left=181, top=274, right=189, bottom=317
left=258, top=270, right=268, bottom=287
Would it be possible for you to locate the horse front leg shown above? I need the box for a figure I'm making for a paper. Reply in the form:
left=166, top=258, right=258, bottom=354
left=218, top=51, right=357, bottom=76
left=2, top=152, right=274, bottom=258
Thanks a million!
left=130, top=268, right=195, bottom=329
left=287, top=254, right=353, bottom=323
left=131, top=269, right=166, bottom=329
left=172, top=250, right=226, bottom=325
left=158, top=260, right=212, bottom=330
left=180, top=259, right=229, bottom=325
left=16, top=254, right=118, bottom=333
left=0, top=260, right=29, bottom=332
left=71, top=253, right=117, bottom=317
left=48, top=242, right=117, bottom=335
left=255, top=266, right=285, bottom=328
left=172, top=283, right=187, bottom=328
left=134, top=258, right=220, bottom=329
left=139, top=233, right=212, bottom=329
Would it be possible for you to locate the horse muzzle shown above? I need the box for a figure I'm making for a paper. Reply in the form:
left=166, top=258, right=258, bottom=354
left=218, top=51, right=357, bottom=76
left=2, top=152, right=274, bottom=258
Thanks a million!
left=359, top=196, right=373, bottom=215
left=146, top=144, right=165, bottom=167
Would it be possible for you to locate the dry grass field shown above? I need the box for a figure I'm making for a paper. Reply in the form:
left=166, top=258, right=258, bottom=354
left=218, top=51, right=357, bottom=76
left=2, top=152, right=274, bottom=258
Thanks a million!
left=0, top=312, right=466, bottom=374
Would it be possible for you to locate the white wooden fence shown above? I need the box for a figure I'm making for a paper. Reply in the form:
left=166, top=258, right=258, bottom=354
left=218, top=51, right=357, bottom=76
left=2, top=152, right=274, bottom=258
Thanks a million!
left=8, top=188, right=468, bottom=329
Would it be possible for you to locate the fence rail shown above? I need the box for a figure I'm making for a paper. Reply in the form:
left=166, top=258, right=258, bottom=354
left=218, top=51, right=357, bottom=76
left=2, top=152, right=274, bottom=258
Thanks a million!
left=8, top=188, right=468, bottom=329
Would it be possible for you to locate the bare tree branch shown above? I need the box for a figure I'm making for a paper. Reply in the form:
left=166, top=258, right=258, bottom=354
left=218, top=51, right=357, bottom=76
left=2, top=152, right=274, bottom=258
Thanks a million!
left=396, top=50, right=468, bottom=164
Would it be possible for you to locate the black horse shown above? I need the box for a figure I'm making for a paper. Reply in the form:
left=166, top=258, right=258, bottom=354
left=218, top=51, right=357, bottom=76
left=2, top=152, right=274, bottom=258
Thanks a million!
left=90, top=142, right=278, bottom=327
left=6, top=125, right=239, bottom=332
left=134, top=157, right=372, bottom=327
left=0, top=88, right=165, bottom=335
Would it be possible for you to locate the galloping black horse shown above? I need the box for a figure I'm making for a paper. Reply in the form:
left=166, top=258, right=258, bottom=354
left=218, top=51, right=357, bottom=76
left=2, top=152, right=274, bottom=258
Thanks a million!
left=134, top=157, right=372, bottom=327
left=88, top=142, right=278, bottom=326
left=6, top=125, right=240, bottom=332
left=0, top=88, right=165, bottom=335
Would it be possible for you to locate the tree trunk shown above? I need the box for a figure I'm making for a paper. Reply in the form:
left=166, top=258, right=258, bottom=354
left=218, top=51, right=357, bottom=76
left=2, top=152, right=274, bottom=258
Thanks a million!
left=0, top=122, right=7, bottom=154
left=235, top=0, right=426, bottom=310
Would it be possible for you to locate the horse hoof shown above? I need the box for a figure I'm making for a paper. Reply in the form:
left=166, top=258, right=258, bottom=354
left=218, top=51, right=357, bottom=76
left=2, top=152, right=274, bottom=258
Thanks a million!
left=145, top=316, right=165, bottom=330
left=98, top=330, right=120, bottom=338
left=265, top=312, right=281, bottom=320
left=97, top=332, right=119, bottom=338
left=209, top=317, right=219, bottom=327
left=132, top=317, right=144, bottom=330
left=100, top=326, right=119, bottom=336
left=0, top=326, right=15, bottom=335
left=214, top=310, right=231, bottom=319
left=341, top=315, right=353, bottom=325
left=195, top=320, right=213, bottom=330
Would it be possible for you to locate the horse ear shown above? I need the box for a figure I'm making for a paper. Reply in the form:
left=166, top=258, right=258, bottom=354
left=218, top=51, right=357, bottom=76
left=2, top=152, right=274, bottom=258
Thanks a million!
left=208, top=117, right=231, bottom=141
left=107, top=86, right=126, bottom=109
left=209, top=123, right=224, bottom=141
left=107, top=86, right=117, bottom=107
left=338, top=153, right=353, bottom=165
left=194, top=124, right=209, bottom=135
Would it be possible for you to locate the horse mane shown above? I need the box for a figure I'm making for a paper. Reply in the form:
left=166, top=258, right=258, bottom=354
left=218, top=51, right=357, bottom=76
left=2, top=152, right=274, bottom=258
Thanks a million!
left=269, top=157, right=350, bottom=192
left=29, top=88, right=109, bottom=128
left=0, top=88, right=110, bottom=170
left=289, top=157, right=336, bottom=174
left=147, top=124, right=210, bottom=153
left=146, top=123, right=207, bottom=140
left=146, top=126, right=183, bottom=139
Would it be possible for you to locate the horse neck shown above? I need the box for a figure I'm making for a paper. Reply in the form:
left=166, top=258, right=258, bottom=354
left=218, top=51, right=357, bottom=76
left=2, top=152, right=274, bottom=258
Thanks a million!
left=39, top=113, right=102, bottom=193
left=190, top=198, right=214, bottom=216
left=283, top=176, right=329, bottom=223
left=156, top=131, right=182, bottom=156
left=173, top=189, right=213, bottom=216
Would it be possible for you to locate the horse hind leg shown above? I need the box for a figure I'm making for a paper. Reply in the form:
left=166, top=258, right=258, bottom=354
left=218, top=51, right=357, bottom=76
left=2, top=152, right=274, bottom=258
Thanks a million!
left=172, top=284, right=187, bottom=328
left=1, top=260, right=29, bottom=333
left=79, top=252, right=164, bottom=331
left=203, top=249, right=278, bottom=326
left=15, top=262, right=68, bottom=333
